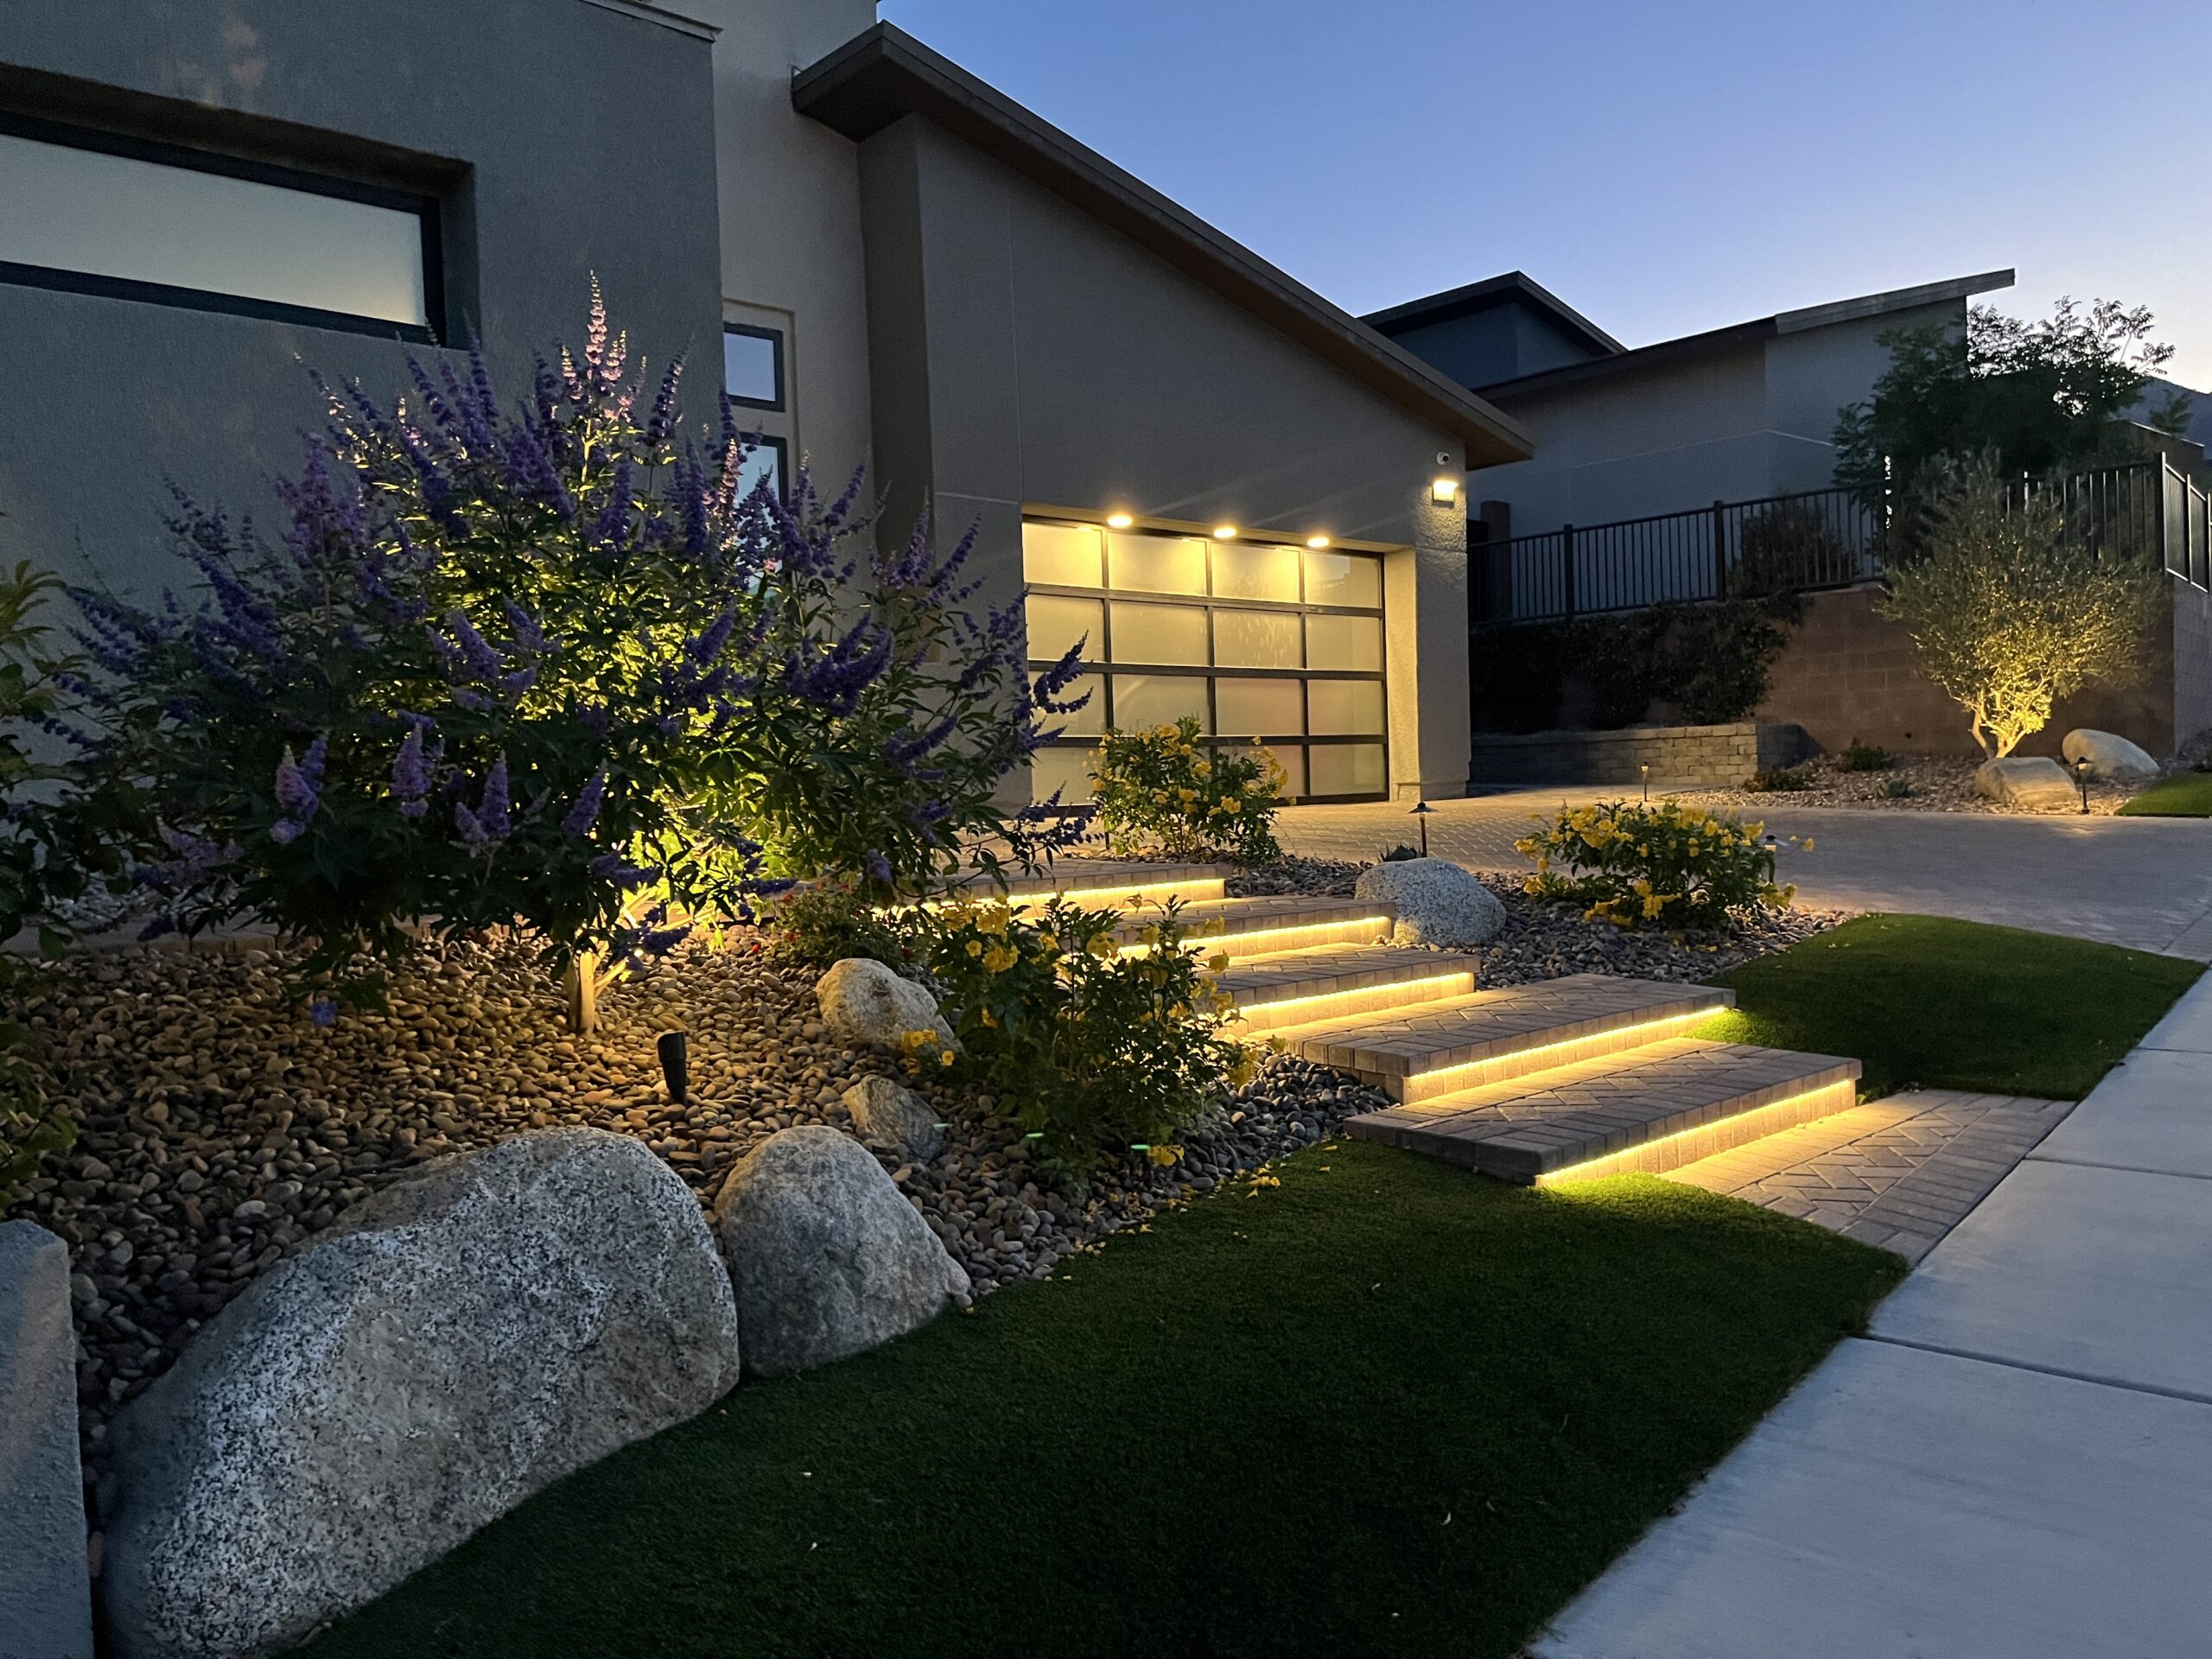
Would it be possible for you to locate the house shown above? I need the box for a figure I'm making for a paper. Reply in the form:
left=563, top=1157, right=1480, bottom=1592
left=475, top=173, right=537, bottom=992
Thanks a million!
left=1366, top=268, right=2017, bottom=549
left=0, top=0, right=1530, bottom=807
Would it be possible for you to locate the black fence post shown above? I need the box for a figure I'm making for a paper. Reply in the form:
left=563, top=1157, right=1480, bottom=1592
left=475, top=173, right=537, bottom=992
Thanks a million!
left=1561, top=524, right=1577, bottom=622
left=1710, top=499, right=1728, bottom=599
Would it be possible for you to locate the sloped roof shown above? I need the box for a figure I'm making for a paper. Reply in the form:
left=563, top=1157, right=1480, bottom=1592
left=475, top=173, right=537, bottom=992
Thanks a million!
left=792, top=24, right=1535, bottom=466
left=1362, top=270, right=1625, bottom=359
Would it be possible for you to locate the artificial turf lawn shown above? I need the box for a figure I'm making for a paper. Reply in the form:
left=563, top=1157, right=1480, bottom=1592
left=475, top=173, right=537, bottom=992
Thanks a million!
left=304, top=1147, right=1901, bottom=1659
left=1700, top=912, right=2203, bottom=1101
left=2117, top=772, right=2212, bottom=817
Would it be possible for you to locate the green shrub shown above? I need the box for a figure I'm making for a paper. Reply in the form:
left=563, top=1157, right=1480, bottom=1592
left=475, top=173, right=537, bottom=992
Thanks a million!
left=1089, top=718, right=1285, bottom=863
left=1745, top=765, right=1814, bottom=793
left=898, top=893, right=1251, bottom=1178
left=1837, top=738, right=1894, bottom=772
left=762, top=875, right=917, bottom=973
left=1882, top=774, right=1914, bottom=798
left=1515, top=799, right=1796, bottom=930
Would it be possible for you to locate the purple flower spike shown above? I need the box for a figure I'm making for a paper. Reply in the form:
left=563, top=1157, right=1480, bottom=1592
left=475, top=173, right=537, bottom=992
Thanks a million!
left=309, top=998, right=339, bottom=1027
left=392, top=726, right=429, bottom=817
left=273, top=736, right=327, bottom=822
left=480, top=755, right=512, bottom=841
left=270, top=818, right=304, bottom=845
left=563, top=769, right=607, bottom=838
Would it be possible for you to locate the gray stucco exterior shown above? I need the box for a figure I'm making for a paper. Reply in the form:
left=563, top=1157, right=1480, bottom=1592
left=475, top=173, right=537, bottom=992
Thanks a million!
left=851, top=114, right=1478, bottom=798
left=0, top=0, right=722, bottom=597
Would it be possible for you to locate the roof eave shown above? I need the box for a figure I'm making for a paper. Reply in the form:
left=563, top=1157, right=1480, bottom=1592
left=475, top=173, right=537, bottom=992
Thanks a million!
left=793, top=24, right=1535, bottom=466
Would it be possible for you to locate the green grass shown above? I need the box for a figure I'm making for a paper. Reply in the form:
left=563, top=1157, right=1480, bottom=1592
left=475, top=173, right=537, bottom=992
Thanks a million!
left=305, top=1147, right=1900, bottom=1659
left=2117, top=772, right=2212, bottom=817
left=1700, top=913, right=2202, bottom=1100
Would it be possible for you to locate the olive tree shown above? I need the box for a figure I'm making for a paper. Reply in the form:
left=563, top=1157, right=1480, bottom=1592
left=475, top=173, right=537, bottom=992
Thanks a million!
left=1878, top=458, right=2165, bottom=758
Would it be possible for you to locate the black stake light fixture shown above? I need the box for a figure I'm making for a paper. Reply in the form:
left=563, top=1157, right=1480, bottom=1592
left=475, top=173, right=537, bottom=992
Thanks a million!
left=2075, top=756, right=2094, bottom=815
left=1409, top=798, right=1436, bottom=858
left=658, top=1031, right=690, bottom=1104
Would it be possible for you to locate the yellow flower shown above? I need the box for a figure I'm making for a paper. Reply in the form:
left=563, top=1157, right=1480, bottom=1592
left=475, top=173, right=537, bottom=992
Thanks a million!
left=1206, top=951, right=1230, bottom=974
left=1219, top=795, right=1241, bottom=813
left=980, top=1007, right=998, bottom=1028
left=1642, top=894, right=1666, bottom=919
left=1146, top=1144, right=1184, bottom=1167
left=982, top=943, right=1019, bottom=974
left=965, top=939, right=983, bottom=957
left=939, top=1048, right=955, bottom=1066
left=1802, top=836, right=1816, bottom=851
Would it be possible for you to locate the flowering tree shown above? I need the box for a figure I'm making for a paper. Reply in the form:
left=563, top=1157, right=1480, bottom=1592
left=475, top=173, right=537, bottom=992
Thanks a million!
left=76, top=288, right=1088, bottom=1025
left=1877, top=457, right=2165, bottom=758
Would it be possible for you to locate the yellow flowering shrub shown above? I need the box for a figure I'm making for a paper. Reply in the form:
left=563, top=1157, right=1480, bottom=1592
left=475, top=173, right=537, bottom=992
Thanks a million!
left=1089, top=715, right=1286, bottom=863
left=1514, top=799, right=1798, bottom=929
left=906, top=893, right=1249, bottom=1177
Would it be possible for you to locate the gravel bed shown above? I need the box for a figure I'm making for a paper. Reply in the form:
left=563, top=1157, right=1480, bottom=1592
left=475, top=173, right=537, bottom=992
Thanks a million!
left=4, top=931, right=1384, bottom=1490
left=1673, top=753, right=2135, bottom=816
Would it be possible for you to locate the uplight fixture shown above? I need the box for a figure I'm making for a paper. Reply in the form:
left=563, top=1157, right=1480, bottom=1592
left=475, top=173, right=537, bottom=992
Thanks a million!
left=1431, top=475, right=1459, bottom=505
left=1106, top=512, right=1135, bottom=529
left=1306, top=534, right=1332, bottom=549
left=1212, top=524, right=1238, bottom=540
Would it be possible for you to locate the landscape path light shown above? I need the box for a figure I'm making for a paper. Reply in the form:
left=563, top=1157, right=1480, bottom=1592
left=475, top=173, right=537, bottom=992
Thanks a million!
left=2075, top=756, right=2094, bottom=815
left=1409, top=799, right=1435, bottom=858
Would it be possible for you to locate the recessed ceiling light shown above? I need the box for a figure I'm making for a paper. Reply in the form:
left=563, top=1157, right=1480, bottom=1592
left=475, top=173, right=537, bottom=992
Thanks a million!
left=1212, top=524, right=1238, bottom=540
left=1306, top=534, right=1332, bottom=550
left=1106, top=512, right=1134, bottom=529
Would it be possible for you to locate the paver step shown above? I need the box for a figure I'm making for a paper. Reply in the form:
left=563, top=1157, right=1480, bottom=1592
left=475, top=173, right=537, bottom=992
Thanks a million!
left=1344, top=1037, right=1861, bottom=1185
left=1270, top=972, right=1734, bottom=1104
left=1109, top=893, right=1394, bottom=960
left=1209, top=943, right=1483, bottom=1034
left=946, top=860, right=1232, bottom=908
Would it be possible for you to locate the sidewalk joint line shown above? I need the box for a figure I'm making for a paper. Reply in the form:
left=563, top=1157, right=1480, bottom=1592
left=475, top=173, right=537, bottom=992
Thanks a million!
left=1863, top=1332, right=2212, bottom=1408
left=2023, top=1153, right=2212, bottom=1184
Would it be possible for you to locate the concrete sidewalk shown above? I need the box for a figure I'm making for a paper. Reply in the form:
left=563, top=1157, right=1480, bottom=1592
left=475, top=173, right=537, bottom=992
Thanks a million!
left=1530, top=975, right=2212, bottom=1659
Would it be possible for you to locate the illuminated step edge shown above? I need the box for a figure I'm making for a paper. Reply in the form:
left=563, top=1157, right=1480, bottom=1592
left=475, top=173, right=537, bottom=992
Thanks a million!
left=1343, top=1052, right=1862, bottom=1186
left=1010, top=875, right=1228, bottom=911
left=1222, top=964, right=1482, bottom=1036
left=1109, top=898, right=1395, bottom=959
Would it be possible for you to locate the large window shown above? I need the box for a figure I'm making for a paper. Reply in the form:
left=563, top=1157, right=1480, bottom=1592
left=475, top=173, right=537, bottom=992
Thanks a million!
left=1024, top=519, right=1389, bottom=804
left=0, top=115, right=437, bottom=340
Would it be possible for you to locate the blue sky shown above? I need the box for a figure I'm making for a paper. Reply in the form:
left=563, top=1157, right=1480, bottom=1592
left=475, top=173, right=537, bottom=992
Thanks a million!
left=877, top=0, right=2212, bottom=386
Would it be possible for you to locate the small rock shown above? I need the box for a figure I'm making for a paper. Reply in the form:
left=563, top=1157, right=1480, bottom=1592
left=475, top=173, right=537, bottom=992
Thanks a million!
left=841, top=1076, right=944, bottom=1162
left=814, top=959, right=956, bottom=1054
left=1974, top=755, right=2080, bottom=811
left=2062, top=728, right=2158, bottom=783
left=1354, top=856, right=1507, bottom=948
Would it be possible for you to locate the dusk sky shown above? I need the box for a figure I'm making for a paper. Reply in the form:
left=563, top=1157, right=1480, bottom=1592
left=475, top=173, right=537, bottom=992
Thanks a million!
left=878, top=0, right=2212, bottom=386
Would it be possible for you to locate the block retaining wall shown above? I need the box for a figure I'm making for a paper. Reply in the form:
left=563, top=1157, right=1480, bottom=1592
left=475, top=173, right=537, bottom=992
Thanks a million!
left=1467, top=721, right=1814, bottom=787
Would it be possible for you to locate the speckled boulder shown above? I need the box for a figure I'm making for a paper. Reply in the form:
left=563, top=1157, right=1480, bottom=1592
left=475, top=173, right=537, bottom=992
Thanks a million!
left=1354, top=856, right=1506, bottom=948
left=96, top=1130, right=741, bottom=1659
left=816, top=957, right=956, bottom=1053
left=714, top=1126, right=969, bottom=1378
left=1974, top=755, right=2079, bottom=810
left=2062, top=728, right=2159, bottom=782
left=842, top=1074, right=944, bottom=1162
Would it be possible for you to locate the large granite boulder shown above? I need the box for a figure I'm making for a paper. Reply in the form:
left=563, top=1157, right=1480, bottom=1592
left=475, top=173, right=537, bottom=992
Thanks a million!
left=1974, top=755, right=2080, bottom=811
left=816, top=957, right=956, bottom=1054
left=842, top=1074, right=944, bottom=1163
left=714, top=1126, right=969, bottom=1379
left=1354, top=856, right=1506, bottom=948
left=2, top=1221, right=93, bottom=1659
left=2062, top=728, right=2159, bottom=783
left=98, top=1130, right=741, bottom=1659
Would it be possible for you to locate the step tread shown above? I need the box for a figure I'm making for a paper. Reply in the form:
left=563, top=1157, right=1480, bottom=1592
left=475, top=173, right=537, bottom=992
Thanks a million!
left=1210, top=943, right=1484, bottom=1005
left=1346, top=1039, right=1861, bottom=1179
left=1106, top=893, right=1390, bottom=941
left=1275, top=972, right=1732, bottom=1078
left=951, top=860, right=1234, bottom=899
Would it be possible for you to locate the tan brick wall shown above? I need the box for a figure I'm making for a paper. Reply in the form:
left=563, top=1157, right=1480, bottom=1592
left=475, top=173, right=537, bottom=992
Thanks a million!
left=1757, top=583, right=2179, bottom=759
left=1467, top=721, right=1813, bottom=786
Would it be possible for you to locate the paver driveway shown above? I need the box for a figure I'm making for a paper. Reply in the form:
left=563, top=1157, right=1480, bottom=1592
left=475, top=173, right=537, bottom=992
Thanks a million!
left=1276, top=789, right=2212, bottom=959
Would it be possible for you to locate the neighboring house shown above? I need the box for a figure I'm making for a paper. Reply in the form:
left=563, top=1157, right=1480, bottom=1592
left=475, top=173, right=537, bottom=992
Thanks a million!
left=0, top=1, right=1531, bottom=807
left=1367, top=269, right=2016, bottom=547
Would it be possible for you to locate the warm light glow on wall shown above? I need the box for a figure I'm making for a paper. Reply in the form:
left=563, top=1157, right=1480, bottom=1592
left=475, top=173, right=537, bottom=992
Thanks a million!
left=1430, top=475, right=1459, bottom=505
left=1306, top=534, right=1331, bottom=549
left=1106, top=512, right=1135, bottom=529
left=1212, top=524, right=1238, bottom=540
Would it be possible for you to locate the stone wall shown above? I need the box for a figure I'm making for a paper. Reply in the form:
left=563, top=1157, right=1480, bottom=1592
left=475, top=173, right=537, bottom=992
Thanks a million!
left=1755, top=583, right=2179, bottom=759
left=1468, top=722, right=1814, bottom=787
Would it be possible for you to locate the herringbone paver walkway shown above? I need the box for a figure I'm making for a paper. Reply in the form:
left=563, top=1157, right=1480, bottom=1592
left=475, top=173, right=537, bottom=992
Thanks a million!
left=1664, top=1090, right=2075, bottom=1262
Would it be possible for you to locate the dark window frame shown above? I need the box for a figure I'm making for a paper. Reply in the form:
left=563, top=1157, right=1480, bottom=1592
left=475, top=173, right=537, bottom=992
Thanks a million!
left=735, top=432, right=788, bottom=502
left=0, top=109, right=445, bottom=344
left=722, top=321, right=785, bottom=411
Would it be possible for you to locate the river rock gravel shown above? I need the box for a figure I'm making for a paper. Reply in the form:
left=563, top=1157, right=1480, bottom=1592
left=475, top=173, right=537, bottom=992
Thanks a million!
left=4, top=930, right=1389, bottom=1501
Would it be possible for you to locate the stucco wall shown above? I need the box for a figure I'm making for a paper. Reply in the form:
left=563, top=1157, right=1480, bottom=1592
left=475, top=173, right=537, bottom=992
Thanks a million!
left=857, top=116, right=1471, bottom=797
left=689, top=0, right=876, bottom=486
left=1755, top=584, right=2178, bottom=759
left=1470, top=299, right=1963, bottom=541
left=0, top=0, right=721, bottom=597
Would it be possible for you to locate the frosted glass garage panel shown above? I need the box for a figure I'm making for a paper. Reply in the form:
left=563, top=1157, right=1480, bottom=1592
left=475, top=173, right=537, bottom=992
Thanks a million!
left=1029, top=747, right=1096, bottom=805
left=1268, top=745, right=1306, bottom=799
left=1306, top=613, right=1382, bottom=672
left=1212, top=608, right=1302, bottom=670
left=1025, top=594, right=1101, bottom=663
left=1110, top=674, right=1210, bottom=732
left=1302, top=550, right=1382, bottom=608
left=1107, top=601, right=1208, bottom=666
left=1214, top=677, right=1302, bottom=737
left=1308, top=743, right=1386, bottom=797
left=1211, top=541, right=1300, bottom=601
left=1107, top=532, right=1207, bottom=595
left=0, top=131, right=428, bottom=327
left=1033, top=671, right=1106, bottom=735
left=1023, top=522, right=1103, bottom=588
left=1306, top=678, right=1384, bottom=735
